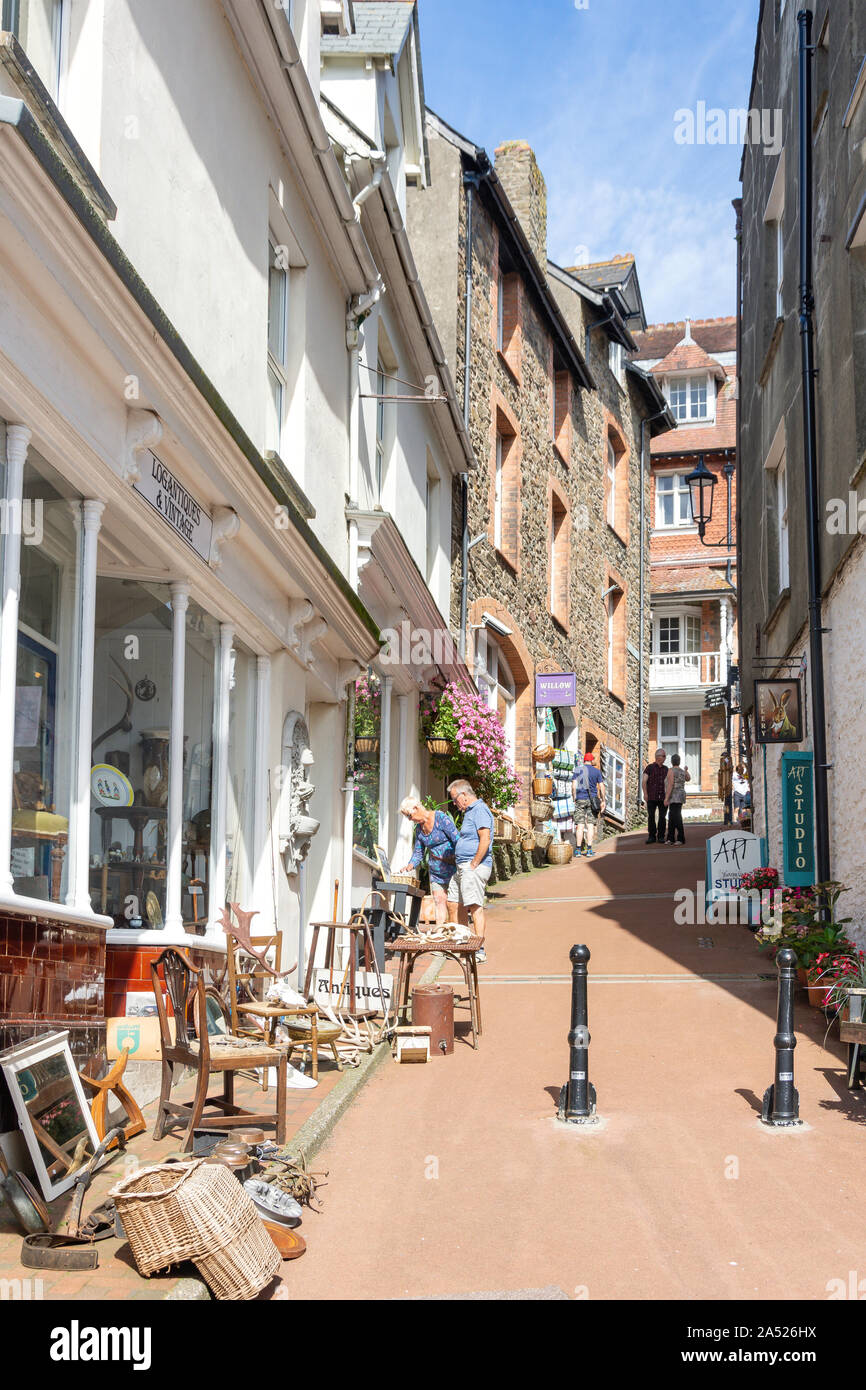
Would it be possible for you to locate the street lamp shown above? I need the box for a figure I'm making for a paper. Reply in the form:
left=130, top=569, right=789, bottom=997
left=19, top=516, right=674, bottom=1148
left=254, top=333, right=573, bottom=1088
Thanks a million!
left=686, top=453, right=736, bottom=545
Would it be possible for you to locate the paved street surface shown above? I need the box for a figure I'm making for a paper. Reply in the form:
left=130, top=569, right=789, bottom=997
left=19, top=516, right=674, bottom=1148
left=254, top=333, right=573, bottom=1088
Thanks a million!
left=289, top=825, right=866, bottom=1301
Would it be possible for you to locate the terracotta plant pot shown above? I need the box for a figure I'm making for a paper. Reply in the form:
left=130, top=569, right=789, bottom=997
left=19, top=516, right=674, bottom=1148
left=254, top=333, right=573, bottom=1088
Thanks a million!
left=806, top=982, right=828, bottom=1008
left=426, top=738, right=454, bottom=756
left=796, top=967, right=808, bottom=986
left=532, top=776, right=554, bottom=797
left=355, top=737, right=379, bottom=754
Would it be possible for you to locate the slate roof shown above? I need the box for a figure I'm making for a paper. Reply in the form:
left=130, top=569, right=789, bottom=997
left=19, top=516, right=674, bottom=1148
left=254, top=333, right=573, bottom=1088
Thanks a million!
left=568, top=254, right=635, bottom=289
left=322, top=1, right=414, bottom=55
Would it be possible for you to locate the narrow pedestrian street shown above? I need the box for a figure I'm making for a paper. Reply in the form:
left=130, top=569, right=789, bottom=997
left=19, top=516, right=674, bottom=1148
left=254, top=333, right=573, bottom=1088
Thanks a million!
left=290, top=827, right=865, bottom=1302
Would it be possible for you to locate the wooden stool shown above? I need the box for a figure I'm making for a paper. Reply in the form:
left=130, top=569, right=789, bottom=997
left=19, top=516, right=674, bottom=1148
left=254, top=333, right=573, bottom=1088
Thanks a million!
left=388, top=937, right=483, bottom=1049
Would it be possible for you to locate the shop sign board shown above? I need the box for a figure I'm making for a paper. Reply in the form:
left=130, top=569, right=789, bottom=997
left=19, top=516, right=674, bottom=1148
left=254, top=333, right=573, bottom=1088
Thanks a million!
left=704, top=686, right=727, bottom=709
left=535, top=672, right=576, bottom=707
left=704, top=829, right=764, bottom=911
left=134, top=452, right=213, bottom=563
left=782, top=750, right=815, bottom=886
left=754, top=678, right=803, bottom=744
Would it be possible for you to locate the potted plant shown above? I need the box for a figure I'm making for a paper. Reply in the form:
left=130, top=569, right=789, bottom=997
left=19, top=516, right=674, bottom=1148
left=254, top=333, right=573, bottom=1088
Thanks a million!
left=354, top=674, right=380, bottom=754
left=808, top=947, right=865, bottom=1013
left=418, top=684, right=521, bottom=811
left=420, top=690, right=457, bottom=756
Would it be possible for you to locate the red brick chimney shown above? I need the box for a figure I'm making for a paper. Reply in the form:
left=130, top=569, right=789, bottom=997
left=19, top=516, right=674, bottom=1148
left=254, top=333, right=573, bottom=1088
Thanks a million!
left=494, top=141, right=548, bottom=268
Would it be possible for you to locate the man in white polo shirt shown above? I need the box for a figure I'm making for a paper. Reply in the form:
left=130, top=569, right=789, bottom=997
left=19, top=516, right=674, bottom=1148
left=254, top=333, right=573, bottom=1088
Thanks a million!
left=445, top=778, right=493, bottom=963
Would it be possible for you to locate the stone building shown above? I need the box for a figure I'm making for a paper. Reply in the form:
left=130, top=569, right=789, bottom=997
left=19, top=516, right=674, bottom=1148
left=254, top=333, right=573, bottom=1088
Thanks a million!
left=408, top=115, right=674, bottom=830
left=631, top=318, right=739, bottom=817
left=738, top=0, right=866, bottom=920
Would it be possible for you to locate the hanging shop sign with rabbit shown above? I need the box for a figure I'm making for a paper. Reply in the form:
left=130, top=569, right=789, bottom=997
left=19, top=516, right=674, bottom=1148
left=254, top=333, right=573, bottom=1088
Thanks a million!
left=754, top=679, right=803, bottom=744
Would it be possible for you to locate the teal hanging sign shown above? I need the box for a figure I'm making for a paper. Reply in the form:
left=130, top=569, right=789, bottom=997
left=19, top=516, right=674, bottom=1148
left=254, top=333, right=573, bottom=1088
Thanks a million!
left=782, top=751, right=815, bottom=886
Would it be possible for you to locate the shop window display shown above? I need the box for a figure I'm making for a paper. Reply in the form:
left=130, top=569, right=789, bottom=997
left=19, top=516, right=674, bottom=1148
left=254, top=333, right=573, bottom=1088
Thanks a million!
left=89, top=579, right=174, bottom=927
left=11, top=454, right=81, bottom=903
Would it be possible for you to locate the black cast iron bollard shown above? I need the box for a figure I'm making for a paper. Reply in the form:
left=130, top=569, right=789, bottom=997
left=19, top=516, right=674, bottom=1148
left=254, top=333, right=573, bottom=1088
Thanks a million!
left=761, top=946, right=804, bottom=1126
left=557, top=944, right=598, bottom=1124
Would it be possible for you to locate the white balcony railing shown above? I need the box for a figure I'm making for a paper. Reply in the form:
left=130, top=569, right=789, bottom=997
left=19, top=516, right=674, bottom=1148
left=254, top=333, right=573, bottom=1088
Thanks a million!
left=649, top=650, right=725, bottom=689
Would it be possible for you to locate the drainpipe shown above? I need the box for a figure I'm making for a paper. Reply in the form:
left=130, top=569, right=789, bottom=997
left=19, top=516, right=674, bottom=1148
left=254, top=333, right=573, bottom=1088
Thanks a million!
left=459, top=174, right=480, bottom=661
left=639, top=408, right=669, bottom=812
left=351, top=151, right=387, bottom=216
left=797, top=8, right=831, bottom=886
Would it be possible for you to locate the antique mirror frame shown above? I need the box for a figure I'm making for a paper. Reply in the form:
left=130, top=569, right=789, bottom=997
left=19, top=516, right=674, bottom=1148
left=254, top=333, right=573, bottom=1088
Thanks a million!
left=0, top=1030, right=103, bottom=1199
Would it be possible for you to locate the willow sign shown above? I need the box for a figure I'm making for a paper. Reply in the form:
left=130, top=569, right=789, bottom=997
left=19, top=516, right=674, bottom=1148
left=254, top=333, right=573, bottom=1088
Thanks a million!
left=782, top=751, right=815, bottom=886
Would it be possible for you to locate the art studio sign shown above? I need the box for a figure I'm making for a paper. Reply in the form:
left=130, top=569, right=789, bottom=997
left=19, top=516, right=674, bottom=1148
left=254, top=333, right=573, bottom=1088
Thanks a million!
left=134, top=453, right=213, bottom=563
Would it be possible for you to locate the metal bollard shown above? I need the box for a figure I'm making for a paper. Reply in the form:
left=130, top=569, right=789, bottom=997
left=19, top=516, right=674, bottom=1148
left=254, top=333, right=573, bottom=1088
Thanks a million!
left=557, top=944, right=599, bottom=1125
left=761, top=946, right=804, bottom=1126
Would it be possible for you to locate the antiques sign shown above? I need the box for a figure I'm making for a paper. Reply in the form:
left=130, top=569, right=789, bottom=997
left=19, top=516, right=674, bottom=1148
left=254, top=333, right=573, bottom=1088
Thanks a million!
left=535, top=672, right=576, bottom=707
left=134, top=453, right=213, bottom=563
left=754, top=678, right=802, bottom=743
left=782, top=750, right=815, bottom=886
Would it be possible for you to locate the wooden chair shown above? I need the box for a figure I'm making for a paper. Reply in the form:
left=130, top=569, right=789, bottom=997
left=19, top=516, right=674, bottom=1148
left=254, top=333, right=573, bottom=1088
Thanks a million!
left=226, top=931, right=322, bottom=1087
left=150, top=947, right=286, bottom=1151
left=79, top=1047, right=145, bottom=1145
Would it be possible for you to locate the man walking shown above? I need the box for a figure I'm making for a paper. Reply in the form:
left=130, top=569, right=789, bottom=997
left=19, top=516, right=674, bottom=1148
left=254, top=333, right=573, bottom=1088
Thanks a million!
left=642, top=747, right=669, bottom=844
left=446, top=779, right=493, bottom=962
left=572, top=751, right=606, bottom=857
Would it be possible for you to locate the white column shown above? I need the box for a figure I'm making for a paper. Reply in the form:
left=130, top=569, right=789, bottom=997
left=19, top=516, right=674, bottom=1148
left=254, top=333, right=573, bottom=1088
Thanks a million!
left=208, top=622, right=234, bottom=924
left=719, top=597, right=729, bottom=685
left=164, top=582, right=189, bottom=932
left=0, top=425, right=30, bottom=893
left=377, top=674, right=393, bottom=853
left=252, top=655, right=272, bottom=927
left=395, top=692, right=409, bottom=860
left=67, top=500, right=104, bottom=909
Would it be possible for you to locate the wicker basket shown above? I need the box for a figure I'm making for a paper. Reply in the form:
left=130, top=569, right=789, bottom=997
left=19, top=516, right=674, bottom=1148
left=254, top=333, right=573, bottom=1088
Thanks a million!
left=110, top=1159, right=280, bottom=1299
left=547, top=842, right=574, bottom=866
left=532, top=776, right=553, bottom=797
left=388, top=870, right=419, bottom=887
left=520, top=831, right=536, bottom=852
left=530, top=797, right=552, bottom=821
left=426, top=737, right=454, bottom=756
left=355, top=737, right=379, bottom=754
left=532, top=744, right=555, bottom=763
left=534, top=831, right=553, bottom=852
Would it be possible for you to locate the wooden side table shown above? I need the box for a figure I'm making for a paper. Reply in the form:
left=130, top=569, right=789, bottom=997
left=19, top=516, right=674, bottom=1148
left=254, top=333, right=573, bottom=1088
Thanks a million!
left=387, top=937, right=483, bottom=1049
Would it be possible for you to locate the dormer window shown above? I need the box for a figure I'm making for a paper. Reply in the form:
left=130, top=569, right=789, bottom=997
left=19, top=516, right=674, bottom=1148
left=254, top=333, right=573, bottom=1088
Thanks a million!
left=664, top=373, right=714, bottom=424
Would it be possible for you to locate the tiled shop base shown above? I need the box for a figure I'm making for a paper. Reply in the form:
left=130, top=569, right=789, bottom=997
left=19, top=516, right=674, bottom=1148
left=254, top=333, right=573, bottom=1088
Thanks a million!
left=0, top=1061, right=344, bottom=1300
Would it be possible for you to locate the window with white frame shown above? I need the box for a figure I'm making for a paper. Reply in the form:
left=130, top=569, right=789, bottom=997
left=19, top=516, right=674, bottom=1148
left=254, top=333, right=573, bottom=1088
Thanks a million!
left=606, top=437, right=617, bottom=528
left=654, top=613, right=701, bottom=656
left=609, top=340, right=625, bottom=387
left=603, top=747, right=626, bottom=821
left=665, top=374, right=711, bottom=423
left=494, top=433, right=504, bottom=549
left=3, top=0, right=65, bottom=99
left=659, top=713, right=702, bottom=786
left=266, top=238, right=288, bottom=455
left=655, top=472, right=693, bottom=529
left=776, top=452, right=789, bottom=590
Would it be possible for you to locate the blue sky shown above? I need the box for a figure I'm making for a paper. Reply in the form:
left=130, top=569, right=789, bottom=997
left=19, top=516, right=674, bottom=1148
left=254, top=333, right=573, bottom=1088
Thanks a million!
left=417, top=0, right=761, bottom=325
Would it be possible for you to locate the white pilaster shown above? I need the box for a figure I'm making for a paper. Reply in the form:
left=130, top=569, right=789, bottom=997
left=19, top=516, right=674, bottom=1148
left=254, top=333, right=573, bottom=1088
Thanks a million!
left=378, top=674, right=393, bottom=852
left=67, top=500, right=104, bottom=909
left=252, top=655, right=273, bottom=927
left=395, top=692, right=409, bottom=860
left=209, top=622, right=234, bottom=924
left=720, top=596, right=730, bottom=685
left=0, top=425, right=30, bottom=893
left=164, top=582, right=189, bottom=932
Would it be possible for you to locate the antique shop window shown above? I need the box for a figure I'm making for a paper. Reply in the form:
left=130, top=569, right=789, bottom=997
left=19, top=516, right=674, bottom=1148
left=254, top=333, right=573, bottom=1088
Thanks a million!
left=89, top=579, right=173, bottom=927
left=12, top=453, right=81, bottom=903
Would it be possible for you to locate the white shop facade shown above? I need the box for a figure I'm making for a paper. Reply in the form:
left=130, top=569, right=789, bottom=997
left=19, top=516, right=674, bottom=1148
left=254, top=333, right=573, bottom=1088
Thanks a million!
left=0, top=105, right=380, bottom=1046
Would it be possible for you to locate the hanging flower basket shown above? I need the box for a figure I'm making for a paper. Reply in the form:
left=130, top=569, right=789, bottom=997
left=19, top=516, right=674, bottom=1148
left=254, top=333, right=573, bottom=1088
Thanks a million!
left=355, top=737, right=379, bottom=755
left=426, top=737, right=454, bottom=757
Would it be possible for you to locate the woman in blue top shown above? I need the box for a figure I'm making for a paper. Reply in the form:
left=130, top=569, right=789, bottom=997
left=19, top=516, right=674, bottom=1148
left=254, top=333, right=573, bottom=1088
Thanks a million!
left=397, top=797, right=458, bottom=927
